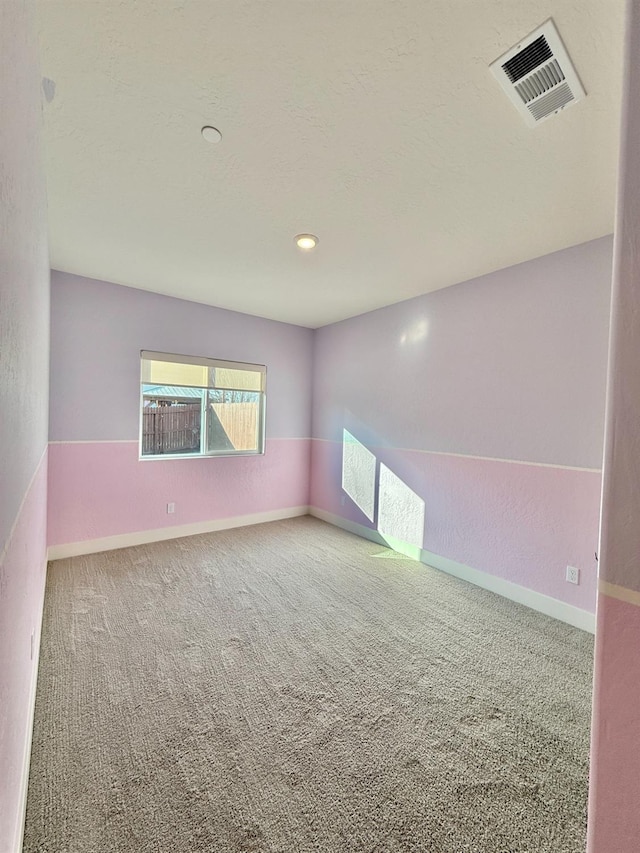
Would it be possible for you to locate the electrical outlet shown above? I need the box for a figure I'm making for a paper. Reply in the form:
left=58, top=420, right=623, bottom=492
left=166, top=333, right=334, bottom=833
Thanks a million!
left=566, top=565, right=580, bottom=585
left=30, top=630, right=35, bottom=661
left=340, top=495, right=346, bottom=507
left=167, top=502, right=175, bottom=514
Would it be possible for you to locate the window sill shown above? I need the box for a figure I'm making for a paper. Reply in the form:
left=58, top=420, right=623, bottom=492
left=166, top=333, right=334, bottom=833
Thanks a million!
left=138, top=449, right=265, bottom=462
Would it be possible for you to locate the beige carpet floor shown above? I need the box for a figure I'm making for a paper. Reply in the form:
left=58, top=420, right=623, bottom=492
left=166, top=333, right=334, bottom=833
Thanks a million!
left=24, top=517, right=593, bottom=853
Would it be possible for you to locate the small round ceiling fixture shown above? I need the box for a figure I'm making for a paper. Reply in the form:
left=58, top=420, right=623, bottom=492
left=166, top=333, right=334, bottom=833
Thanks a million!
left=295, top=233, right=318, bottom=250
left=201, top=126, right=222, bottom=144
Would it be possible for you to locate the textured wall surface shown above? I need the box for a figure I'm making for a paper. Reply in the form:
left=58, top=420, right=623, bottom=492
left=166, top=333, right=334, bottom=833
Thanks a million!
left=311, top=237, right=612, bottom=612
left=0, top=458, right=48, bottom=851
left=312, top=441, right=601, bottom=612
left=0, top=7, right=50, bottom=551
left=47, top=440, right=310, bottom=547
left=48, top=272, right=313, bottom=546
left=588, top=2, right=640, bottom=848
left=0, top=1, right=50, bottom=849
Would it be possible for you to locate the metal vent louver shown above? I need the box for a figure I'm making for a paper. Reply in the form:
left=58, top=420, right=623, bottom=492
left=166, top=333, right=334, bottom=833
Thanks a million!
left=490, top=19, right=586, bottom=126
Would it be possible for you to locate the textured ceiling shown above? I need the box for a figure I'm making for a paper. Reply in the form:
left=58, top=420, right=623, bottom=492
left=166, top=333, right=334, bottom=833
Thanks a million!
left=37, top=1, right=625, bottom=327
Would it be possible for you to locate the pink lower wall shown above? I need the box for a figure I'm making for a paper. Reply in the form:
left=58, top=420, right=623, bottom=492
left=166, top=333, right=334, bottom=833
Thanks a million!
left=48, top=439, right=310, bottom=547
left=0, top=455, right=48, bottom=849
left=312, top=439, right=600, bottom=611
left=588, top=593, right=640, bottom=851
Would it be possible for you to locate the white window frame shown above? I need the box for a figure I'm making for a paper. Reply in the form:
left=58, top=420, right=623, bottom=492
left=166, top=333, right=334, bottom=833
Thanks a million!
left=139, top=350, right=266, bottom=460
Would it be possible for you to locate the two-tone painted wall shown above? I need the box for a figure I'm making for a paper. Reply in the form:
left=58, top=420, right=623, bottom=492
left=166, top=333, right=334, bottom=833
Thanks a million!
left=588, top=1, right=640, bottom=848
left=310, top=237, right=613, bottom=628
left=0, top=2, right=51, bottom=850
left=47, top=272, right=313, bottom=555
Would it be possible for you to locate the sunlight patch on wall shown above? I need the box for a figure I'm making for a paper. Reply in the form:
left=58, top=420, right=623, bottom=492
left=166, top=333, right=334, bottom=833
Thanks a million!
left=342, top=429, right=377, bottom=521
left=378, top=463, right=425, bottom=559
left=399, top=317, right=429, bottom=346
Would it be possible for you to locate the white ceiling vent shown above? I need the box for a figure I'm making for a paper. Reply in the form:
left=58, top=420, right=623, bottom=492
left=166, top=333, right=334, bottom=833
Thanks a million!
left=490, top=19, right=586, bottom=127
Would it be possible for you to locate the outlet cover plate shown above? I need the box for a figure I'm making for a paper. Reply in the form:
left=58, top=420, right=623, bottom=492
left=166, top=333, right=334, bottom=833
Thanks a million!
left=566, top=565, right=580, bottom=585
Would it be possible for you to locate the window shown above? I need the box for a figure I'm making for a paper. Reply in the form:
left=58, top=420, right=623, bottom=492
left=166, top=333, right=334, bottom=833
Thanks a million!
left=140, top=351, right=265, bottom=458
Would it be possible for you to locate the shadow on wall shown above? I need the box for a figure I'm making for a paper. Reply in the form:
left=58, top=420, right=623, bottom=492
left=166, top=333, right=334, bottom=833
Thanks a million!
left=342, top=428, right=425, bottom=560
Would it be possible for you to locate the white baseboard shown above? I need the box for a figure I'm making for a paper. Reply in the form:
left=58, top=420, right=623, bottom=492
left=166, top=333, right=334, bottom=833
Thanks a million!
left=310, top=507, right=388, bottom=545
left=13, top=562, right=46, bottom=853
left=48, top=506, right=310, bottom=561
left=310, top=507, right=595, bottom=634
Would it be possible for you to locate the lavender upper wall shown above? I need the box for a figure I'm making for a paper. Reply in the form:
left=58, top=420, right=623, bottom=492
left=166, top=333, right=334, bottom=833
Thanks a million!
left=313, top=236, right=612, bottom=469
left=0, top=5, right=50, bottom=551
left=0, top=2, right=50, bottom=850
left=50, top=271, right=313, bottom=442
left=595, top=9, right=640, bottom=596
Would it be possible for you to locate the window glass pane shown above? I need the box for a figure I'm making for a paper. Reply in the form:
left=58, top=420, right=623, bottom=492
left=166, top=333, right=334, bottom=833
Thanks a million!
left=212, top=367, right=263, bottom=392
left=141, top=359, right=208, bottom=388
left=141, top=389, right=203, bottom=456
left=207, top=390, right=261, bottom=453
left=140, top=353, right=265, bottom=458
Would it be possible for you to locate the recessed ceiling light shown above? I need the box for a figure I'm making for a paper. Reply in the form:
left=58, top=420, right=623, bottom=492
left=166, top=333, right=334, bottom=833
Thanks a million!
left=295, top=234, right=318, bottom=250
left=201, top=126, right=222, bottom=144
